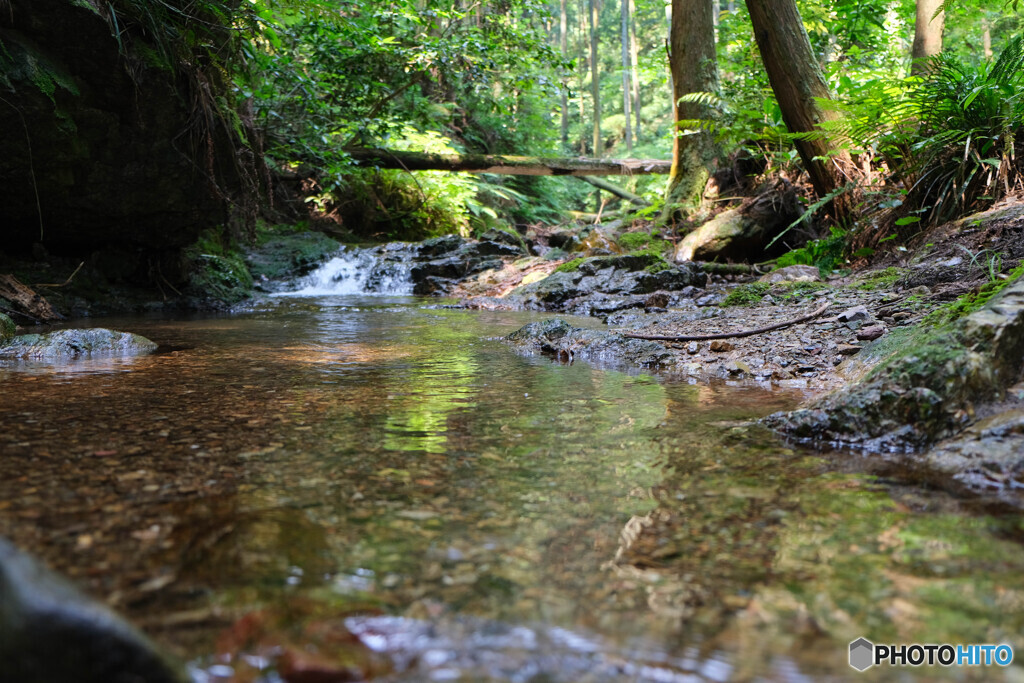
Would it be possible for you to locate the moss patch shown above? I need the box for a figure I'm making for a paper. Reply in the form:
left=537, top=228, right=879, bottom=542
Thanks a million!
left=0, top=313, right=15, bottom=343
left=554, top=257, right=586, bottom=273
left=721, top=283, right=770, bottom=307
left=922, top=263, right=1024, bottom=327
left=185, top=230, right=254, bottom=304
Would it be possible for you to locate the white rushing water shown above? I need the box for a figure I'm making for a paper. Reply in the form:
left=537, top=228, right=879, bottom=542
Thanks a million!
left=274, top=246, right=415, bottom=296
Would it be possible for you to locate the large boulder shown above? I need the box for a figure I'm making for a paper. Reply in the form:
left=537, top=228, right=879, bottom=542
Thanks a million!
left=0, top=538, right=186, bottom=683
left=410, top=234, right=524, bottom=295
left=764, top=278, right=1024, bottom=451
left=0, top=329, right=158, bottom=359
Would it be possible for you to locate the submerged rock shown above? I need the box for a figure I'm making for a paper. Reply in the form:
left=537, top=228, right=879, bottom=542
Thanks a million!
left=505, top=318, right=675, bottom=367
left=765, top=279, right=1024, bottom=451
left=0, top=538, right=186, bottom=683
left=0, top=329, right=158, bottom=359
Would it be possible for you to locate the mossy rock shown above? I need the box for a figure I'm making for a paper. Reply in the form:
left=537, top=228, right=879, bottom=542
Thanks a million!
left=0, top=314, right=15, bottom=343
left=765, top=278, right=1024, bottom=451
left=245, top=231, right=341, bottom=282
left=0, top=329, right=158, bottom=359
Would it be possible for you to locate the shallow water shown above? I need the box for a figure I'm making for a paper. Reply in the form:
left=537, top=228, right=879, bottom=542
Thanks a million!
left=1, top=296, right=1023, bottom=681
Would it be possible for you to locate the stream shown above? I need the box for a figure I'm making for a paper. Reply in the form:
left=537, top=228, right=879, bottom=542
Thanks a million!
left=2, top=253, right=1024, bottom=681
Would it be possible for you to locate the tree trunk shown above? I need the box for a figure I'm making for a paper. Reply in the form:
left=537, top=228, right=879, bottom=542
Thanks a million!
left=578, top=0, right=588, bottom=154
left=745, top=0, right=853, bottom=212
left=983, top=18, right=993, bottom=62
left=911, top=0, right=945, bottom=75
left=590, top=0, right=602, bottom=156
left=560, top=0, right=570, bottom=149
left=620, top=0, right=633, bottom=153
left=662, top=0, right=719, bottom=219
left=346, top=150, right=671, bottom=175
left=629, top=0, right=641, bottom=140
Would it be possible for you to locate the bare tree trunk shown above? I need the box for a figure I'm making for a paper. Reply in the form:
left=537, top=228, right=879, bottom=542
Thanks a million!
left=590, top=0, right=602, bottom=156
left=620, top=0, right=633, bottom=153
left=578, top=0, right=588, bottom=154
left=745, top=0, right=854, bottom=213
left=629, top=0, right=641, bottom=140
left=662, top=0, right=718, bottom=219
left=911, top=0, right=945, bottom=75
left=983, top=18, right=993, bottom=62
left=560, top=0, right=570, bottom=149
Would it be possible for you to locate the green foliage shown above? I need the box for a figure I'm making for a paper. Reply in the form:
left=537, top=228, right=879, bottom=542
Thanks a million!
left=721, top=282, right=770, bottom=307
left=775, top=227, right=847, bottom=276
left=898, top=38, right=1024, bottom=224
left=185, top=230, right=254, bottom=304
left=0, top=313, right=16, bottom=343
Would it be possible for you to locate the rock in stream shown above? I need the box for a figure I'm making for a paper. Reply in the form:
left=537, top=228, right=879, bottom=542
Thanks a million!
left=0, top=538, right=186, bottom=683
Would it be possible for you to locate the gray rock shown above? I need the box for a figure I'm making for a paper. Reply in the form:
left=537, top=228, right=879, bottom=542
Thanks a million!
left=837, top=305, right=870, bottom=323
left=918, top=409, right=1024, bottom=503
left=758, top=265, right=821, bottom=283
left=0, top=538, right=186, bottom=683
left=0, top=329, right=158, bottom=359
left=505, top=318, right=675, bottom=368
left=511, top=255, right=706, bottom=311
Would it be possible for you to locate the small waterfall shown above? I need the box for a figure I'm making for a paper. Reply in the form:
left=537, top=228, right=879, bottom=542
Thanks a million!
left=275, top=245, right=415, bottom=296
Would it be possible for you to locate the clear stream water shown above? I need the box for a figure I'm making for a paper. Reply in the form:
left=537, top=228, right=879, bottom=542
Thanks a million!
left=2, top=256, right=1024, bottom=681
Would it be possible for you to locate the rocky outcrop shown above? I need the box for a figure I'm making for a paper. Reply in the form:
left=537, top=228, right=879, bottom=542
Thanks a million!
left=0, top=538, right=186, bottom=683
left=765, top=279, right=1024, bottom=451
left=0, top=329, right=158, bottom=359
left=505, top=318, right=675, bottom=368
left=511, top=254, right=706, bottom=311
left=411, top=234, right=525, bottom=295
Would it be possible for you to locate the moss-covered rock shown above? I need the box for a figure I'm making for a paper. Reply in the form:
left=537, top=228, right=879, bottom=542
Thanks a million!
left=0, top=314, right=15, bottom=343
left=246, top=231, right=341, bottom=284
left=0, top=328, right=158, bottom=359
left=764, top=279, right=1024, bottom=451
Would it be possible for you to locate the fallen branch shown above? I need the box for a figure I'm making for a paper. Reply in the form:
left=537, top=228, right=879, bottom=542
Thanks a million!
left=0, top=274, right=63, bottom=322
left=620, top=300, right=831, bottom=341
left=577, top=176, right=649, bottom=206
left=36, top=261, right=85, bottom=288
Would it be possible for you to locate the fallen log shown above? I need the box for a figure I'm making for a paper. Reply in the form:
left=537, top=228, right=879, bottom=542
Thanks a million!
left=346, top=149, right=672, bottom=176
left=577, top=176, right=649, bottom=206
left=0, top=274, right=63, bottom=322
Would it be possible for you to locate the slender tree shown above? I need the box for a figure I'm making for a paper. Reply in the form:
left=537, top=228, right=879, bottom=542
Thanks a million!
left=911, top=0, right=945, bottom=75
left=560, top=0, right=569, bottom=148
left=628, top=0, right=641, bottom=140
left=745, top=0, right=854, bottom=211
left=663, top=0, right=718, bottom=218
left=590, top=0, right=602, bottom=156
left=578, top=0, right=588, bottom=153
left=621, top=0, right=633, bottom=153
